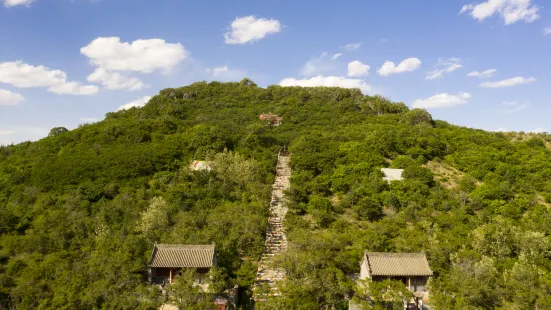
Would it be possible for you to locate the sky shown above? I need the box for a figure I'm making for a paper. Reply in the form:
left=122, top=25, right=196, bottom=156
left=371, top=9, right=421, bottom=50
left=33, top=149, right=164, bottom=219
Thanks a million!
left=1, top=0, right=550, bottom=145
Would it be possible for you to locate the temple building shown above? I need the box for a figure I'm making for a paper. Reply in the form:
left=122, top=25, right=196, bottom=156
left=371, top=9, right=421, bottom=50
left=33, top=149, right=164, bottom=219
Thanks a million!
left=351, top=252, right=433, bottom=310
left=147, top=244, right=216, bottom=285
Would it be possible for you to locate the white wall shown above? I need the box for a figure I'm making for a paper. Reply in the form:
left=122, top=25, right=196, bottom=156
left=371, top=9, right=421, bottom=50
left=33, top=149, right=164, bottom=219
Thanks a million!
left=359, top=256, right=371, bottom=279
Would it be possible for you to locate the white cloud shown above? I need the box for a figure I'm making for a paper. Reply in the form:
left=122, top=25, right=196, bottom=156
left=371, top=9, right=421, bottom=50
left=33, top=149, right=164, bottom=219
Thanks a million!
left=544, top=27, right=551, bottom=35
left=117, top=96, right=152, bottom=111
left=279, top=76, right=371, bottom=94
left=81, top=37, right=187, bottom=73
left=342, top=42, right=362, bottom=51
left=425, top=58, right=462, bottom=80
left=412, top=92, right=471, bottom=109
left=87, top=68, right=146, bottom=91
left=460, top=0, right=540, bottom=25
left=493, top=128, right=510, bottom=132
left=467, top=69, right=496, bottom=78
left=224, top=16, right=281, bottom=44
left=0, top=127, right=48, bottom=146
left=332, top=53, right=342, bottom=60
left=211, top=66, right=229, bottom=76
left=529, top=128, right=547, bottom=133
left=480, top=76, right=535, bottom=88
left=48, top=82, right=99, bottom=95
left=0, top=61, right=98, bottom=95
left=347, top=61, right=370, bottom=77
left=0, top=89, right=24, bottom=106
left=377, top=58, right=422, bottom=76
left=0, top=61, right=67, bottom=88
left=3, top=0, right=34, bottom=7
left=501, top=101, right=529, bottom=113
left=79, top=117, right=99, bottom=123
left=300, top=53, right=338, bottom=77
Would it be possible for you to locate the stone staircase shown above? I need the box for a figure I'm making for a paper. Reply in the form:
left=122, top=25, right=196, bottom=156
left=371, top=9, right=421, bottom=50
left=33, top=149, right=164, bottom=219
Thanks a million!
left=253, top=150, right=291, bottom=302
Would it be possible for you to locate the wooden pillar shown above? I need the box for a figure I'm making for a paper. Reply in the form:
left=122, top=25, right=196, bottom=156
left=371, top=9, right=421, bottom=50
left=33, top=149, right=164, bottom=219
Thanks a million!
left=408, top=277, right=411, bottom=291
left=170, top=268, right=173, bottom=284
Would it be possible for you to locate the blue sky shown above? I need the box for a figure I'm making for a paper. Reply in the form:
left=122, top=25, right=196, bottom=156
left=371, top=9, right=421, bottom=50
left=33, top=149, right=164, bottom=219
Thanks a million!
left=1, top=0, right=550, bottom=145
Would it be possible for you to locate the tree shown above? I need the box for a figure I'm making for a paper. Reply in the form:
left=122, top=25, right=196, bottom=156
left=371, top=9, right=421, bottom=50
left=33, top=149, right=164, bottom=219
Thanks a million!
left=48, top=127, right=68, bottom=137
left=167, top=269, right=217, bottom=310
left=136, top=197, right=171, bottom=240
left=240, top=78, right=257, bottom=87
left=353, top=197, right=384, bottom=221
left=352, top=278, right=411, bottom=310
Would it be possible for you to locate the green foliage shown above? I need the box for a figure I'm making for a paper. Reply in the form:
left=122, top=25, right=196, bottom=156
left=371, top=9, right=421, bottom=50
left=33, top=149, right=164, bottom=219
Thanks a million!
left=352, top=278, right=411, bottom=310
left=167, top=269, right=218, bottom=310
left=48, top=127, right=68, bottom=137
left=2, top=81, right=551, bottom=309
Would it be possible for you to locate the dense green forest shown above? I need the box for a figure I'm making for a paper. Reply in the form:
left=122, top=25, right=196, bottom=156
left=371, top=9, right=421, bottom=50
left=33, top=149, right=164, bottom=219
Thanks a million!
left=2, top=80, right=551, bottom=309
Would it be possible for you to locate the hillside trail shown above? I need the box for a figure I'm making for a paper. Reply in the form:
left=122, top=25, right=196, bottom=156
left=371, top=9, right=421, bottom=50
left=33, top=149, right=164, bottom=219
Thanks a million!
left=253, top=149, right=291, bottom=302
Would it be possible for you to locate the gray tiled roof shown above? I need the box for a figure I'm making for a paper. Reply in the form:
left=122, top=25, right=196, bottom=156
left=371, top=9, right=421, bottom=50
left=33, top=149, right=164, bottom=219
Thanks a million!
left=148, top=244, right=215, bottom=268
left=365, top=252, right=432, bottom=277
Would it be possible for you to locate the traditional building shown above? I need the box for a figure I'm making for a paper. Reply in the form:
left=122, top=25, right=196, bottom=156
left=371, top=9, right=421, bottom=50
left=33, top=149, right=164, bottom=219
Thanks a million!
left=147, top=244, right=216, bottom=285
left=381, top=168, right=404, bottom=182
left=149, top=244, right=238, bottom=310
left=358, top=252, right=433, bottom=309
left=259, top=114, right=283, bottom=126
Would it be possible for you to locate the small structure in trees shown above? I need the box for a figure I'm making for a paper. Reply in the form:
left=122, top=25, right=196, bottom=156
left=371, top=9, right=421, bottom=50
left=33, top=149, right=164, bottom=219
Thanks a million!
left=381, top=168, right=404, bottom=182
left=357, top=252, right=433, bottom=309
left=148, top=244, right=216, bottom=285
left=190, top=160, right=212, bottom=171
left=149, top=244, right=238, bottom=310
left=259, top=114, right=283, bottom=126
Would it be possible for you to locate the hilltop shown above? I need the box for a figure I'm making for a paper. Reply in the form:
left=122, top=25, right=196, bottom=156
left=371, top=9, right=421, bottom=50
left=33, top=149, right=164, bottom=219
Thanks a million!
left=2, top=80, right=551, bottom=309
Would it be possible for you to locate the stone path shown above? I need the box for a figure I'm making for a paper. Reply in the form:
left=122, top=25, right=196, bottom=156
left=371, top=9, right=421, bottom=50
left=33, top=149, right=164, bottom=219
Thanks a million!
left=253, top=150, right=291, bottom=301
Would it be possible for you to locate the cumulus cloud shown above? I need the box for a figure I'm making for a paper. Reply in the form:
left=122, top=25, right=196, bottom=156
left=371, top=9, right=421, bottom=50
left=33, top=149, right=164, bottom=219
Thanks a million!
left=480, top=76, right=535, bottom=88
left=117, top=96, right=152, bottom=111
left=342, top=42, right=362, bottom=51
left=425, top=58, right=462, bottom=80
left=460, top=0, right=540, bottom=24
left=87, top=68, right=146, bottom=91
left=332, top=53, right=343, bottom=60
left=412, top=92, right=471, bottom=109
left=279, top=76, right=371, bottom=94
left=544, top=27, right=551, bottom=35
left=377, top=58, right=422, bottom=76
left=81, top=37, right=187, bottom=73
left=0, top=89, right=24, bottom=106
left=0, top=61, right=67, bottom=87
left=48, top=82, right=99, bottom=95
left=0, top=61, right=98, bottom=95
left=224, top=16, right=281, bottom=44
left=3, top=0, right=34, bottom=7
left=467, top=69, right=496, bottom=78
left=347, top=61, right=370, bottom=77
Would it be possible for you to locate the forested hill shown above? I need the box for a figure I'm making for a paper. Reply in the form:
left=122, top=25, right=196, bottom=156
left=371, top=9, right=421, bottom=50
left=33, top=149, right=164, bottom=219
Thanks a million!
left=2, top=79, right=551, bottom=309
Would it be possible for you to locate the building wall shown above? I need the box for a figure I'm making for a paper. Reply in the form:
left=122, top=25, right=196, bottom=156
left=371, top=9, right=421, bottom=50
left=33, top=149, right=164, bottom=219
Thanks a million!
left=359, top=257, right=371, bottom=279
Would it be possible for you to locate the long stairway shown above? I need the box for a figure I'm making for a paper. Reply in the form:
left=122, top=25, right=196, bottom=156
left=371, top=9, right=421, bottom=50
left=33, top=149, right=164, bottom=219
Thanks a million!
left=253, top=150, right=291, bottom=302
